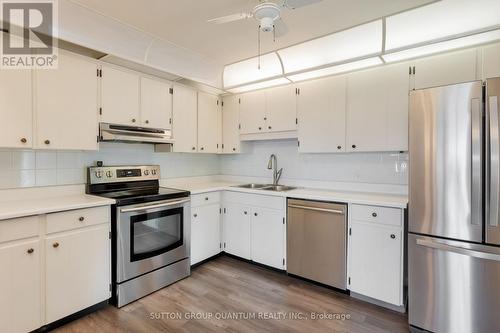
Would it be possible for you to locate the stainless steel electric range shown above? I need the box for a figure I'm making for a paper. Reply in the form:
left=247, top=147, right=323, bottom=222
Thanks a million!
left=86, top=164, right=191, bottom=307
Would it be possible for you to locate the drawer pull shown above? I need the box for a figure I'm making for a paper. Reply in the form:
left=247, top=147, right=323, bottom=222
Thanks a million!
left=27, top=248, right=34, bottom=254
left=53, top=242, right=59, bottom=248
left=288, top=204, right=344, bottom=215
left=372, top=212, right=377, bottom=217
left=78, top=216, right=85, bottom=222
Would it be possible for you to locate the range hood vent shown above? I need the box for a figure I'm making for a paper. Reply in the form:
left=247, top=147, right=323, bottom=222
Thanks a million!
left=99, top=123, right=174, bottom=145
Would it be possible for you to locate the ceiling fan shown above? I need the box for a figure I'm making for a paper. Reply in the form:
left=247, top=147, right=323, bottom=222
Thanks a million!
left=207, top=0, right=323, bottom=38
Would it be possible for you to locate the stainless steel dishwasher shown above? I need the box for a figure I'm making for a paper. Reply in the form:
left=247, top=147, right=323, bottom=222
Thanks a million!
left=287, top=199, right=347, bottom=290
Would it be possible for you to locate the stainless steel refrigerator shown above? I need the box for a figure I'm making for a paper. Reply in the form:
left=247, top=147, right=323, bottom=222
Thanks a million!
left=409, top=78, right=500, bottom=333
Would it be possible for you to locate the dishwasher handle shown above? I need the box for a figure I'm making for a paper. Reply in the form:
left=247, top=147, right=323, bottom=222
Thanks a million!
left=288, top=204, right=345, bottom=215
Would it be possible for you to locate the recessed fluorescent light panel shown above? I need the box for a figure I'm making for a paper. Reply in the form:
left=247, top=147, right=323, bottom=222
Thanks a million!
left=383, top=29, right=500, bottom=63
left=277, top=20, right=382, bottom=73
left=287, top=57, right=383, bottom=82
left=226, top=78, right=291, bottom=94
left=223, top=52, right=283, bottom=88
left=385, top=0, right=500, bottom=51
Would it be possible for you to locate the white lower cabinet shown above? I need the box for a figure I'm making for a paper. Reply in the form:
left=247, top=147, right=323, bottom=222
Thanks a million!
left=250, top=207, right=285, bottom=269
left=190, top=197, right=222, bottom=265
left=45, top=224, right=111, bottom=323
left=348, top=204, right=404, bottom=307
left=223, top=202, right=252, bottom=260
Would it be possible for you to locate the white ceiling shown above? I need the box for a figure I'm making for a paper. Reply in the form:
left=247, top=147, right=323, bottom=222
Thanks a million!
left=70, top=0, right=436, bottom=66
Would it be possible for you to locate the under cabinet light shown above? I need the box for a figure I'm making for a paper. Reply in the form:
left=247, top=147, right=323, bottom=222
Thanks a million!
left=226, top=78, right=291, bottom=94
left=287, top=57, right=383, bottom=82
left=383, top=29, right=500, bottom=63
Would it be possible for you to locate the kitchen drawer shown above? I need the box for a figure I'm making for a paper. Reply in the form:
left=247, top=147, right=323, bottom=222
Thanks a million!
left=0, top=215, right=39, bottom=243
left=191, top=191, right=221, bottom=207
left=350, top=204, right=402, bottom=227
left=46, top=206, right=110, bottom=234
left=223, top=191, right=284, bottom=210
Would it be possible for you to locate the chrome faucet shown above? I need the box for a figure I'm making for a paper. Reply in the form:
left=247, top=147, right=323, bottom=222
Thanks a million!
left=267, top=154, right=283, bottom=185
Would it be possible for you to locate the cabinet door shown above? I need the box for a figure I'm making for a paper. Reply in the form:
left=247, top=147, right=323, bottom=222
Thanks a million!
left=172, top=84, right=198, bottom=152
left=413, top=49, right=477, bottom=90
left=251, top=208, right=284, bottom=269
left=191, top=204, right=221, bottom=265
left=297, top=76, right=346, bottom=153
left=45, top=225, right=111, bottom=323
left=223, top=203, right=251, bottom=259
left=101, top=65, right=140, bottom=126
left=0, top=240, right=41, bottom=333
left=222, top=95, right=241, bottom=153
left=239, top=91, right=266, bottom=134
left=197, top=92, right=219, bottom=153
left=483, top=42, right=500, bottom=79
left=0, top=68, right=32, bottom=148
left=36, top=51, right=98, bottom=150
left=266, top=85, right=297, bottom=132
left=349, top=221, right=402, bottom=305
left=347, top=63, right=409, bottom=152
left=140, top=77, right=172, bottom=129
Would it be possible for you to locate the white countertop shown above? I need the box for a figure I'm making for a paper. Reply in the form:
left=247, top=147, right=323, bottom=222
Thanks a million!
left=161, top=178, right=408, bottom=209
left=0, top=185, right=115, bottom=221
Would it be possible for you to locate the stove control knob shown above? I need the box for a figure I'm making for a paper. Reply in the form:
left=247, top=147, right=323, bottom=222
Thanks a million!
left=94, top=171, right=102, bottom=179
left=144, top=170, right=150, bottom=176
left=106, top=171, right=113, bottom=178
left=152, top=169, right=157, bottom=175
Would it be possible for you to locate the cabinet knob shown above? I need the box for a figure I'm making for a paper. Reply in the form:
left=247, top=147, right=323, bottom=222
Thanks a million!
left=205, top=197, right=209, bottom=201
left=53, top=242, right=59, bottom=248
left=254, top=212, right=258, bottom=216
left=390, top=234, right=396, bottom=239
left=145, top=120, right=149, bottom=124
left=258, top=127, right=262, bottom=130
left=132, top=118, right=136, bottom=123
left=27, top=248, right=34, bottom=254
left=372, top=212, right=377, bottom=217
left=200, top=147, right=204, bottom=151
left=192, top=147, right=196, bottom=150
left=44, top=139, right=50, bottom=145
left=264, top=117, right=267, bottom=121
left=268, top=126, right=272, bottom=130
left=337, top=146, right=342, bottom=150
left=232, top=148, right=236, bottom=152
left=78, top=216, right=85, bottom=222
left=352, top=145, right=356, bottom=149
left=20, top=138, right=27, bottom=144
left=244, top=211, right=248, bottom=215
left=193, top=214, right=197, bottom=218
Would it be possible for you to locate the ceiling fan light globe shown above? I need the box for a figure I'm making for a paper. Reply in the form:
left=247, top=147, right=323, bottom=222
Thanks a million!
left=260, top=17, right=275, bottom=32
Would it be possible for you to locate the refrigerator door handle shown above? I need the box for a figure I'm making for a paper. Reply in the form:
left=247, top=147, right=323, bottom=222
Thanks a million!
left=416, top=238, right=500, bottom=262
left=471, top=98, right=482, bottom=226
left=489, top=96, right=499, bottom=227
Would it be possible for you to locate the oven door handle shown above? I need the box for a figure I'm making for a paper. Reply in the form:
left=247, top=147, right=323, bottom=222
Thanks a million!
left=120, top=198, right=190, bottom=213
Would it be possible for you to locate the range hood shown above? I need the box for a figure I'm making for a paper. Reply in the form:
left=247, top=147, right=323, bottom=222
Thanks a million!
left=99, top=123, right=174, bottom=145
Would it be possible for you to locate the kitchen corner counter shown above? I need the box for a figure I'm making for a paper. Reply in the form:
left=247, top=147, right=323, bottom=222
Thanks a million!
left=0, top=193, right=115, bottom=221
left=161, top=179, right=408, bottom=209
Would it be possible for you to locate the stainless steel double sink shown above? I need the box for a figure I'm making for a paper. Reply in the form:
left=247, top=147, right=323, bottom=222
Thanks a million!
left=233, top=183, right=297, bottom=192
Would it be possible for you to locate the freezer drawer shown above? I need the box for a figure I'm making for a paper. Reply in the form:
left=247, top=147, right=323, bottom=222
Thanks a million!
left=409, top=234, right=500, bottom=333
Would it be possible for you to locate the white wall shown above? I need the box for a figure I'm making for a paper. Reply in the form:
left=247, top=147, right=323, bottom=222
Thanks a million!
left=0, top=143, right=220, bottom=189
left=220, top=140, right=408, bottom=185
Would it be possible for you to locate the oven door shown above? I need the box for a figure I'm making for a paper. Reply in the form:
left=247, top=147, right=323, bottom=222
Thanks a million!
left=116, top=197, right=190, bottom=283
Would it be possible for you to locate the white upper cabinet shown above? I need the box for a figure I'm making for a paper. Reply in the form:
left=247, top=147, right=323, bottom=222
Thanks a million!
left=0, top=68, right=32, bottom=149
left=222, top=95, right=241, bottom=153
left=347, top=63, right=409, bottom=152
left=265, top=85, right=297, bottom=132
left=101, top=64, right=140, bottom=126
left=483, top=42, right=500, bottom=79
left=413, top=48, right=477, bottom=90
left=172, top=84, right=198, bottom=152
left=239, top=90, right=266, bottom=134
left=297, top=75, right=347, bottom=153
left=36, top=51, right=99, bottom=150
left=197, top=92, right=220, bottom=153
left=140, top=77, right=172, bottom=129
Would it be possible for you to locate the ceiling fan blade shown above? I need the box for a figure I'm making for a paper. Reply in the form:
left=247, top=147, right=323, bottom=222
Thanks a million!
left=283, top=0, right=322, bottom=10
left=274, top=19, right=289, bottom=38
left=207, top=12, right=252, bottom=24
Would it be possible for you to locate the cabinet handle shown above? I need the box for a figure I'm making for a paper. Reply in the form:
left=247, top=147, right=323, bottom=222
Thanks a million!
left=254, top=212, right=258, bottom=216
left=352, top=145, right=356, bottom=149
left=390, top=234, right=396, bottom=239
left=78, top=216, right=85, bottom=222
left=244, top=211, right=248, bottom=215
left=232, top=148, right=236, bottom=152
left=205, top=197, right=209, bottom=201
left=264, top=117, right=267, bottom=121
left=20, top=138, right=27, bottom=144
left=131, top=118, right=136, bottom=123
left=258, top=127, right=262, bottom=130
left=27, top=248, right=34, bottom=254
left=145, top=120, right=149, bottom=124
left=53, top=242, right=59, bottom=248
left=372, top=212, right=377, bottom=217
left=201, top=147, right=204, bottom=151
left=44, top=139, right=50, bottom=145
left=337, top=146, right=341, bottom=150
left=193, top=214, right=197, bottom=218
left=268, top=126, right=272, bottom=130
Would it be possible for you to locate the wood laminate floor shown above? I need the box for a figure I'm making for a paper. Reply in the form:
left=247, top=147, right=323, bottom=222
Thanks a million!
left=53, top=256, right=409, bottom=333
